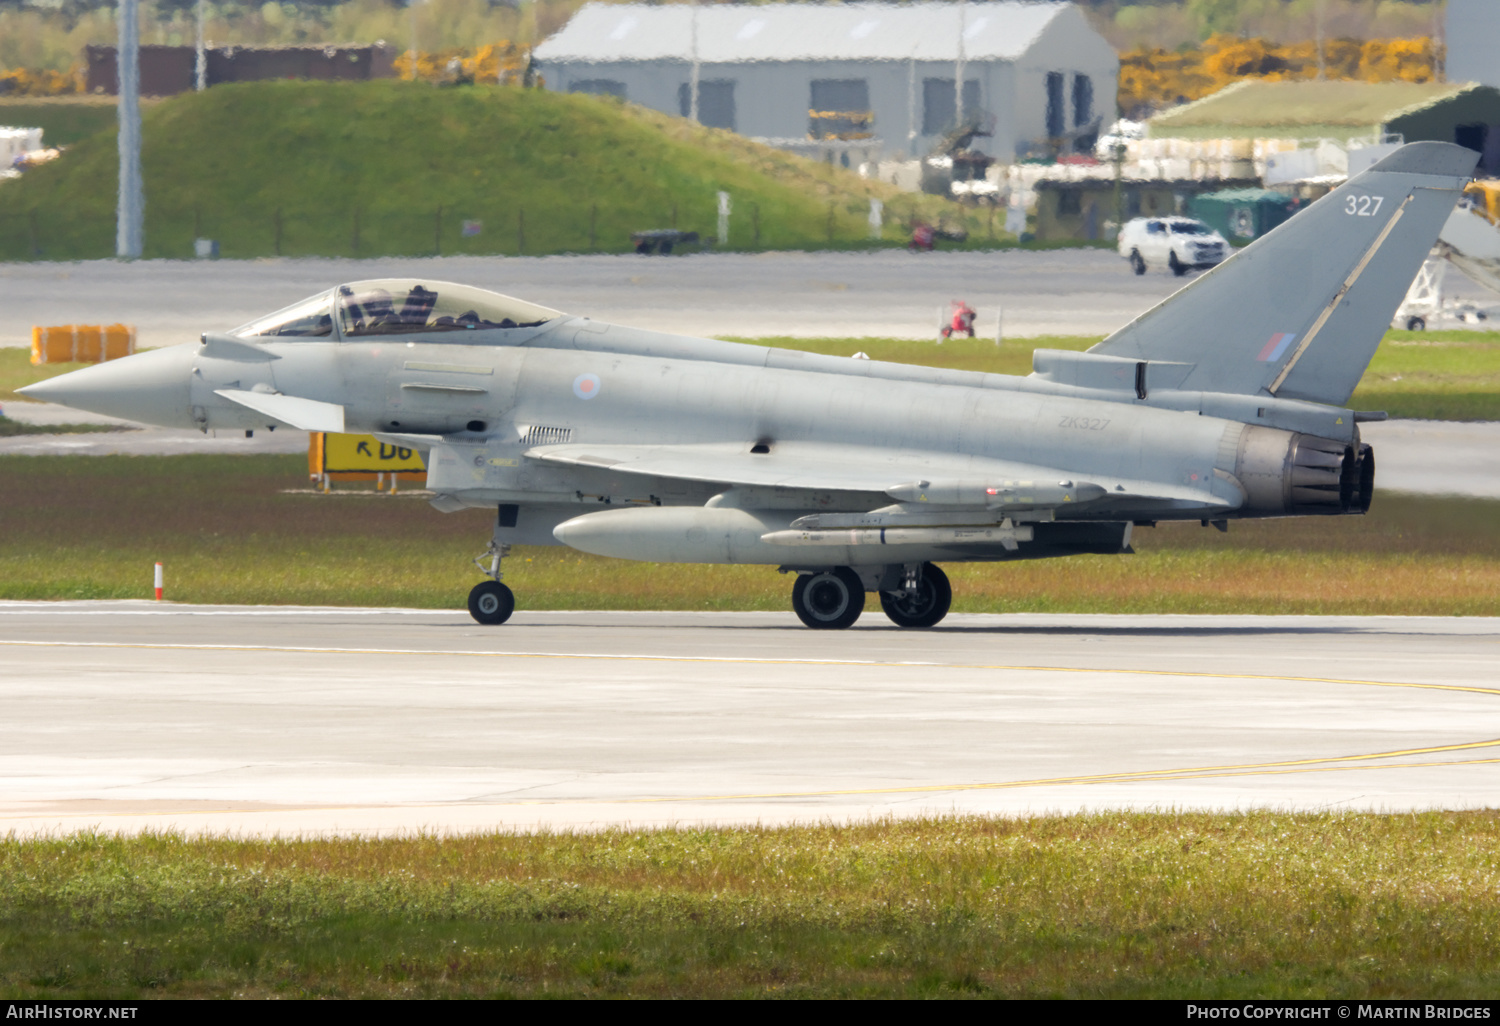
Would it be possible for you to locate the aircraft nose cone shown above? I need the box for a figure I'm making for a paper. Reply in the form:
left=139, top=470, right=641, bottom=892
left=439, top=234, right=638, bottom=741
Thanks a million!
left=18, top=343, right=197, bottom=428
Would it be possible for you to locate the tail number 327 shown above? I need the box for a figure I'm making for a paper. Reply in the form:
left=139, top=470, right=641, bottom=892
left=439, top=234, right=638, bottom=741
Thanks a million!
left=1346, top=194, right=1384, bottom=216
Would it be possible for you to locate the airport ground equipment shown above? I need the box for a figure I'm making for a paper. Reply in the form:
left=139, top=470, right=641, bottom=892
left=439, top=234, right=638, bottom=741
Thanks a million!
left=939, top=301, right=977, bottom=340
left=19, top=144, right=1477, bottom=628
left=631, top=229, right=700, bottom=255
left=31, top=324, right=135, bottom=364
left=1393, top=202, right=1500, bottom=330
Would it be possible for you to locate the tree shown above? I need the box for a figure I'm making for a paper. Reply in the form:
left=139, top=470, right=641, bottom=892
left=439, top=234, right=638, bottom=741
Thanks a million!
left=1187, top=0, right=1244, bottom=39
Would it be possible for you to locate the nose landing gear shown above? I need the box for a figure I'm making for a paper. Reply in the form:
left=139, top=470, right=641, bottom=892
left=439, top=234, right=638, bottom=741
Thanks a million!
left=467, top=538, right=514, bottom=625
left=468, top=578, right=514, bottom=625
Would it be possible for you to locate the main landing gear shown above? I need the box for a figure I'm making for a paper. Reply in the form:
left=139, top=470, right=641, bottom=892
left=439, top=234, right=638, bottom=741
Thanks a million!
left=879, top=563, right=953, bottom=628
left=791, top=568, right=865, bottom=629
left=467, top=539, right=514, bottom=625
left=789, top=563, right=952, bottom=630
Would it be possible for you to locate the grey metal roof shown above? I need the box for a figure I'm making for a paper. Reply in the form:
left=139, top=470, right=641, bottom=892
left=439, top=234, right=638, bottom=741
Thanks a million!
left=533, top=2, right=1071, bottom=64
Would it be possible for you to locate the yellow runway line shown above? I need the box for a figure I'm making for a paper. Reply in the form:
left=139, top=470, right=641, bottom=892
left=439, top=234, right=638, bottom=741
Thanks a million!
left=625, top=739, right=1500, bottom=803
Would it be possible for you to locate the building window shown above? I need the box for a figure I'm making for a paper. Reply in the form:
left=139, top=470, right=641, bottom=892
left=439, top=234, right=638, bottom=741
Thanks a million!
left=922, top=78, right=980, bottom=135
left=1057, top=190, right=1082, bottom=216
left=678, top=80, right=736, bottom=130
left=809, top=79, right=872, bottom=139
left=1045, top=72, right=1065, bottom=138
left=570, top=79, right=626, bottom=99
left=1072, top=74, right=1093, bottom=128
left=810, top=79, right=869, bottom=116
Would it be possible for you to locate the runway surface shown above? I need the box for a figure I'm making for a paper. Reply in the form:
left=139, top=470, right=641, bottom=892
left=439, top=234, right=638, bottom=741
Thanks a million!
left=4, top=603, right=1499, bottom=837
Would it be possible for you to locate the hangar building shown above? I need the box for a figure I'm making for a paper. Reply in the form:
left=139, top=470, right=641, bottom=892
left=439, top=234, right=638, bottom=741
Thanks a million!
left=1447, top=0, right=1500, bottom=91
left=1146, top=80, right=1500, bottom=176
left=531, top=1, right=1118, bottom=162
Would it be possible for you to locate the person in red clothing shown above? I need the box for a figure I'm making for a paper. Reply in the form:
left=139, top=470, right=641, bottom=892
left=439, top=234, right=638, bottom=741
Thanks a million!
left=940, top=300, right=976, bottom=339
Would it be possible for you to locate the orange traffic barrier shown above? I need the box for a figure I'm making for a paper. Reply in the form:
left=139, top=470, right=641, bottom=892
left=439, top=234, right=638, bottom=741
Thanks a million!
left=31, top=324, right=136, bottom=365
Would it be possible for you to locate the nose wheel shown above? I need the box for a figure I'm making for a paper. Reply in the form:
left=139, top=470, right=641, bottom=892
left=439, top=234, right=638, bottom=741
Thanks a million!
left=468, top=580, right=514, bottom=625
left=791, top=567, right=865, bottom=629
left=879, top=562, right=952, bottom=628
left=468, top=537, right=515, bottom=625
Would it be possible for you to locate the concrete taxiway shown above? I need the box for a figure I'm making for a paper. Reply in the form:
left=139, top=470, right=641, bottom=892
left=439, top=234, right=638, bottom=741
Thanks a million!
left=4, top=250, right=1499, bottom=349
left=0, top=250, right=1169, bottom=347
left=3, top=603, right=1498, bottom=837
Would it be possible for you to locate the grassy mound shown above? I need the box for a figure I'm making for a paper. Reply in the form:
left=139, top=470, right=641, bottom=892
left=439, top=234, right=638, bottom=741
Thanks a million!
left=0, top=80, right=990, bottom=261
left=0, top=96, right=125, bottom=147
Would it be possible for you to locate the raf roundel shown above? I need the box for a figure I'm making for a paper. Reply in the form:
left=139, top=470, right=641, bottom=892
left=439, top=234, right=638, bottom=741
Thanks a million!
left=573, top=373, right=602, bottom=400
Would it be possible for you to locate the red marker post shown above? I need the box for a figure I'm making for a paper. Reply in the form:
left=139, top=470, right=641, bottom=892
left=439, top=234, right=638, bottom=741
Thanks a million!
left=154, top=562, right=163, bottom=601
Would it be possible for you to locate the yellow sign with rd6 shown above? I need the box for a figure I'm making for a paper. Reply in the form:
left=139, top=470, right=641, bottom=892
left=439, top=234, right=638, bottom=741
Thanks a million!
left=318, top=433, right=427, bottom=474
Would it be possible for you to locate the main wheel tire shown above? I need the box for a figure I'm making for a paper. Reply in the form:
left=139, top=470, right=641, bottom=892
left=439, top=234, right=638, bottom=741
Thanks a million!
left=1169, top=251, right=1187, bottom=277
left=1130, top=249, right=1146, bottom=275
left=791, top=568, right=865, bottom=630
left=1406, top=316, right=1426, bottom=331
left=879, top=563, right=953, bottom=628
left=468, top=580, right=514, bottom=625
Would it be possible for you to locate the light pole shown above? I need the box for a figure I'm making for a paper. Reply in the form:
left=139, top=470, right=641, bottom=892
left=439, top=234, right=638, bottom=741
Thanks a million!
left=194, top=0, right=206, bottom=91
left=117, top=0, right=143, bottom=259
left=410, top=0, right=419, bottom=81
left=1314, top=0, right=1326, bottom=81
left=688, top=0, right=700, bottom=123
left=954, top=0, right=966, bottom=126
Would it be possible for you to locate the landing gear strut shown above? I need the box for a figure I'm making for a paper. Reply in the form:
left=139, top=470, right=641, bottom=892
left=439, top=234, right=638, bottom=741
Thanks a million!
left=879, top=563, right=952, bottom=628
left=791, top=567, right=865, bottom=630
left=467, top=538, right=514, bottom=625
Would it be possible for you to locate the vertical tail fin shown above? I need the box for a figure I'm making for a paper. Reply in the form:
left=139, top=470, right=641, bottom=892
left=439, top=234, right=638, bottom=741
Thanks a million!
left=1092, top=142, right=1477, bottom=406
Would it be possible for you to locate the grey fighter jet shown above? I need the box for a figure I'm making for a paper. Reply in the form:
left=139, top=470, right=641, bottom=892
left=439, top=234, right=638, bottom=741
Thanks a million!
left=22, top=143, right=1477, bottom=629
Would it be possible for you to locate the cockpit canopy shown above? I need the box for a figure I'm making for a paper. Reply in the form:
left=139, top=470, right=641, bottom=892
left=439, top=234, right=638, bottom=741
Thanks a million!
left=231, top=280, right=562, bottom=339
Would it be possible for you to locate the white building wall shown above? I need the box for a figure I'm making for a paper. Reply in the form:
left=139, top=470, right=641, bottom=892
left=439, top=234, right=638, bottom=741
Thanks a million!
left=546, top=55, right=1026, bottom=159
left=1009, top=4, right=1118, bottom=156
left=540, top=10, right=1114, bottom=163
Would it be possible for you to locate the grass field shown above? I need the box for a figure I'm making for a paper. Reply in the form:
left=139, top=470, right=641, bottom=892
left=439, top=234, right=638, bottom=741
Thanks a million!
left=0, top=418, right=121, bottom=437
left=1, top=453, right=1497, bottom=614
left=0, top=80, right=995, bottom=262
left=0, top=97, right=129, bottom=147
left=4, top=812, right=1500, bottom=998
left=7, top=328, right=1500, bottom=418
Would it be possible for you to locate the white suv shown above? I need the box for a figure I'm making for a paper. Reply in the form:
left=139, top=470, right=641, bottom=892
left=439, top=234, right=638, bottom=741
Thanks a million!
left=1117, top=217, right=1229, bottom=277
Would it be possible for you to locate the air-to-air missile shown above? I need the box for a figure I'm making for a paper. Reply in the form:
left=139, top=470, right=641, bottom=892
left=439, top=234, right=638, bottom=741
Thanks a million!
left=21, top=143, right=1478, bottom=629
